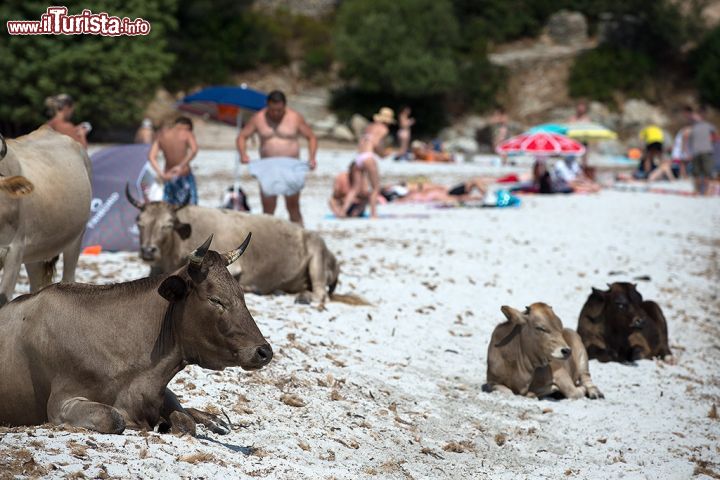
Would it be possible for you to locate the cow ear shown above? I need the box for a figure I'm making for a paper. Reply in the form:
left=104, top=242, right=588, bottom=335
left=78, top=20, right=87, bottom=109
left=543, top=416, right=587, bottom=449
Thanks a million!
left=158, top=275, right=187, bottom=302
left=501, top=306, right=526, bottom=325
left=584, top=288, right=607, bottom=322
left=174, top=222, right=192, bottom=240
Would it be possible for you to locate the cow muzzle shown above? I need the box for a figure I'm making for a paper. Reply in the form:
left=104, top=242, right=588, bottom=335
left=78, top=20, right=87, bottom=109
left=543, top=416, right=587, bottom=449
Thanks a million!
left=140, top=245, right=159, bottom=262
left=630, top=316, right=646, bottom=329
left=552, top=346, right=572, bottom=360
left=236, top=343, right=273, bottom=370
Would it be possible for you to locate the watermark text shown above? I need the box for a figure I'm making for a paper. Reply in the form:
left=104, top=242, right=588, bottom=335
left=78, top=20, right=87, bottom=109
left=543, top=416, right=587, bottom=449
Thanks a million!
left=7, top=6, right=151, bottom=36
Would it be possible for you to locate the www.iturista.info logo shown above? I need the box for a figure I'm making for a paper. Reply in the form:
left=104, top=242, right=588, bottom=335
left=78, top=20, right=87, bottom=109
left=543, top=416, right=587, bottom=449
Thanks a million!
left=6, top=6, right=151, bottom=36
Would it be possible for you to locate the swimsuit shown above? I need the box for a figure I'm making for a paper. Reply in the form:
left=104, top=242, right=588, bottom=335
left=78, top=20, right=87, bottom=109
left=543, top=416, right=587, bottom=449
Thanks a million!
left=447, top=184, right=468, bottom=196
left=163, top=173, right=198, bottom=206
left=355, top=151, right=377, bottom=167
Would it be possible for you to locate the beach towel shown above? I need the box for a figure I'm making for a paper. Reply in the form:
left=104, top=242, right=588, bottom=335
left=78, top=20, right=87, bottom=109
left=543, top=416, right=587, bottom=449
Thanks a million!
left=323, top=213, right=431, bottom=220
left=432, top=190, right=521, bottom=209
left=249, top=157, right=309, bottom=197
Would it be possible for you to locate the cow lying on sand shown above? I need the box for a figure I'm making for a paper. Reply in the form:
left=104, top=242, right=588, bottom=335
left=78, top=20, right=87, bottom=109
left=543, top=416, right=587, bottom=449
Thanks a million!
left=0, top=128, right=91, bottom=306
left=0, top=234, right=272, bottom=435
left=484, top=303, right=603, bottom=400
left=126, top=187, right=345, bottom=304
left=577, top=282, right=672, bottom=363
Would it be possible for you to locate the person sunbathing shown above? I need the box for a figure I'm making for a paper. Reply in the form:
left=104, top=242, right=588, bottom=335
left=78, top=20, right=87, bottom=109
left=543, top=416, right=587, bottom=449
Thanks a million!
left=553, top=157, right=601, bottom=193
left=411, top=140, right=454, bottom=163
left=382, top=177, right=489, bottom=203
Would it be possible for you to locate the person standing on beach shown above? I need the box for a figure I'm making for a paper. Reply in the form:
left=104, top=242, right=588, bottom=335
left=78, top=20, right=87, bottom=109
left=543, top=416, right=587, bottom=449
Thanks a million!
left=396, top=106, right=415, bottom=160
left=491, top=107, right=510, bottom=165
left=685, top=105, right=717, bottom=195
left=236, top=90, right=318, bottom=225
left=135, top=118, right=155, bottom=144
left=568, top=100, right=591, bottom=123
left=45, top=94, right=90, bottom=148
left=148, top=116, right=199, bottom=205
left=339, top=107, right=394, bottom=219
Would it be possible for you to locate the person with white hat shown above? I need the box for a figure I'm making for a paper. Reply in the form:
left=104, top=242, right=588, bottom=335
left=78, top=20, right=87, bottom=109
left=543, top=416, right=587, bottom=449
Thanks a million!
left=339, top=107, right=394, bottom=219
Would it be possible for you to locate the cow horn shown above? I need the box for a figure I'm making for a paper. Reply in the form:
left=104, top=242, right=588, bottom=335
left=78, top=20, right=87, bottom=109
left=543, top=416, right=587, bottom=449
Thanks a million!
left=125, top=183, right=144, bottom=210
left=0, top=134, right=6, bottom=160
left=223, top=232, right=252, bottom=266
left=188, top=234, right=213, bottom=266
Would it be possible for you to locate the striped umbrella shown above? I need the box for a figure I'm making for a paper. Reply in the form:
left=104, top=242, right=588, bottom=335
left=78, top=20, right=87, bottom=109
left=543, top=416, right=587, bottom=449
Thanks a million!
left=496, top=132, right=586, bottom=156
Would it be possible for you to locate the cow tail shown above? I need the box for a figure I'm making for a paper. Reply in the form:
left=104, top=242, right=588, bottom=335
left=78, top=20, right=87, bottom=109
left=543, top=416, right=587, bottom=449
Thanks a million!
left=330, top=293, right=372, bottom=306
left=0, top=134, right=6, bottom=160
left=43, top=256, right=59, bottom=285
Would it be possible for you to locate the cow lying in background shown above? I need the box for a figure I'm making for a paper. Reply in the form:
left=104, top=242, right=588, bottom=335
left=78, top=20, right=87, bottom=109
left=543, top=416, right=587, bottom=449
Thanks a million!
left=577, top=283, right=672, bottom=363
left=0, top=234, right=272, bottom=435
left=484, top=303, right=603, bottom=400
left=126, top=187, right=341, bottom=305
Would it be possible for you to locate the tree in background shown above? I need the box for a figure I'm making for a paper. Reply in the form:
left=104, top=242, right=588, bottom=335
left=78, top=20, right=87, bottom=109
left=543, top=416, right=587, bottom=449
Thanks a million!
left=693, top=26, right=720, bottom=108
left=0, top=1, right=176, bottom=136
left=335, top=0, right=459, bottom=98
left=165, top=0, right=288, bottom=91
left=568, top=0, right=699, bottom=104
left=334, top=0, right=500, bottom=134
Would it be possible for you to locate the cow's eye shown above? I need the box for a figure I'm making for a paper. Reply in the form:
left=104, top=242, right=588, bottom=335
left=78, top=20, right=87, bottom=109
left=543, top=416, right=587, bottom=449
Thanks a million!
left=209, top=297, right=226, bottom=309
left=616, top=303, right=627, bottom=310
left=535, top=326, right=548, bottom=333
left=162, top=224, right=173, bottom=230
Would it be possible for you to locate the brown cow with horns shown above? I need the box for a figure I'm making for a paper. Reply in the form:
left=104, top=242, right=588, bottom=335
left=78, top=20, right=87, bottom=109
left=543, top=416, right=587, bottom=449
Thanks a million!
left=0, top=234, right=272, bottom=435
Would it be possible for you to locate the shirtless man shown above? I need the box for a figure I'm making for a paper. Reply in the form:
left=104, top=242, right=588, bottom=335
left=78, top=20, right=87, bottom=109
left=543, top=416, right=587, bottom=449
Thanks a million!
left=236, top=90, right=318, bottom=225
left=148, top=116, right=199, bottom=205
left=45, top=94, right=90, bottom=148
left=339, top=107, right=394, bottom=219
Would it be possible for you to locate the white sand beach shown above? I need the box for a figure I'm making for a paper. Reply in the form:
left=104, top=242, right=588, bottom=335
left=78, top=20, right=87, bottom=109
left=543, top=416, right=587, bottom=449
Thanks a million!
left=1, top=150, right=719, bottom=479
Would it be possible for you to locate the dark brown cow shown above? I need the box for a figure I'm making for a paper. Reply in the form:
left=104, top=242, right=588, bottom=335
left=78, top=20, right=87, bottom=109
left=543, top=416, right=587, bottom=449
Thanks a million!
left=0, top=234, right=272, bottom=435
left=577, top=282, right=672, bottom=363
left=484, top=303, right=603, bottom=400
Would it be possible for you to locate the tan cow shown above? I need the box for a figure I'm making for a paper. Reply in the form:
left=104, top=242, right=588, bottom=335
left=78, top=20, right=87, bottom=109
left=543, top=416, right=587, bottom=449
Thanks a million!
left=484, top=303, right=603, bottom=400
left=0, top=128, right=91, bottom=306
left=0, top=234, right=272, bottom=435
left=126, top=187, right=341, bottom=304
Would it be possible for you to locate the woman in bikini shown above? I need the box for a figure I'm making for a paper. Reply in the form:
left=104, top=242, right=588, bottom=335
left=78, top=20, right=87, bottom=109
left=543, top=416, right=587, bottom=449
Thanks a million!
left=339, top=107, right=394, bottom=219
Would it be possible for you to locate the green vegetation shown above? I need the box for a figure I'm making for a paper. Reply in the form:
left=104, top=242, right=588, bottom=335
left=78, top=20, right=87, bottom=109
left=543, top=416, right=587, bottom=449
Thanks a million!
left=335, top=0, right=459, bottom=97
left=569, top=47, right=654, bottom=103
left=567, top=0, right=698, bottom=103
left=693, top=26, right=720, bottom=108
left=165, top=1, right=287, bottom=91
left=0, top=0, right=710, bottom=136
left=0, top=1, right=176, bottom=133
left=333, top=0, right=504, bottom=133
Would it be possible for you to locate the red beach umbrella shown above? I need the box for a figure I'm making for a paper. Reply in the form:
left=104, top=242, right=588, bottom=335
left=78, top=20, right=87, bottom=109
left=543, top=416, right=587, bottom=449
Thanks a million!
left=496, top=132, right=586, bottom=156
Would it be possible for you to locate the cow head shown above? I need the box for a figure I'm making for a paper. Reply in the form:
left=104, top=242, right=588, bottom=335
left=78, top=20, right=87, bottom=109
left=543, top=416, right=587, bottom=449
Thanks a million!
left=155, top=234, right=273, bottom=371
left=499, top=303, right=571, bottom=365
left=126, top=184, right=191, bottom=264
left=587, top=283, right=647, bottom=331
